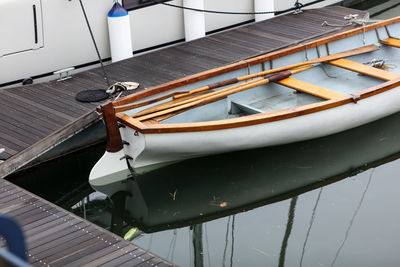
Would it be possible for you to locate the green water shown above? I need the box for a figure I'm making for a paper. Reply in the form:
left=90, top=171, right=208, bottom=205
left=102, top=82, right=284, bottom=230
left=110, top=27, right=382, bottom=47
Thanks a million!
left=8, top=3, right=400, bottom=266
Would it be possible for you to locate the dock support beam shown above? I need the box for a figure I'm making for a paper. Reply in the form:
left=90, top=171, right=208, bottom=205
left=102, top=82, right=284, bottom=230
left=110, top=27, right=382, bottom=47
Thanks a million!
left=183, top=0, right=206, bottom=41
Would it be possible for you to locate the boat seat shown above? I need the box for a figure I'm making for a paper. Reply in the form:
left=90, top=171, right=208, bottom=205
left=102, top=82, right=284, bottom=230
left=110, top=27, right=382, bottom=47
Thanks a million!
left=379, top=37, right=400, bottom=48
left=328, top=58, right=400, bottom=81
left=230, top=101, right=263, bottom=115
left=276, top=77, right=346, bottom=100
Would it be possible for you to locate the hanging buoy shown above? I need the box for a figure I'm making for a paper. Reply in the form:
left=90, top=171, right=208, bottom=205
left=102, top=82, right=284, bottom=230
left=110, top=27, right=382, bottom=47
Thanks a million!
left=107, top=2, right=133, bottom=63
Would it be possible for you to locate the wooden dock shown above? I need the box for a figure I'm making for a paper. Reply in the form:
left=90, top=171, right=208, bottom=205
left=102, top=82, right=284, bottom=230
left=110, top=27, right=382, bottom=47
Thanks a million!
left=0, top=178, right=175, bottom=266
left=0, top=6, right=368, bottom=178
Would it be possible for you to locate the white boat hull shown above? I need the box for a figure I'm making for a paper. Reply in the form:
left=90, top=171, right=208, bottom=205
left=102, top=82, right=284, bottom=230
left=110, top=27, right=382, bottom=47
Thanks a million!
left=90, top=86, right=400, bottom=187
left=89, top=17, right=400, bottom=187
left=121, top=86, right=400, bottom=173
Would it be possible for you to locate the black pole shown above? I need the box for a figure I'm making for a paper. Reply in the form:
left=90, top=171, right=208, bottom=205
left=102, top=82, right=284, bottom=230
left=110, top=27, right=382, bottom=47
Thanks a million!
left=79, top=0, right=111, bottom=87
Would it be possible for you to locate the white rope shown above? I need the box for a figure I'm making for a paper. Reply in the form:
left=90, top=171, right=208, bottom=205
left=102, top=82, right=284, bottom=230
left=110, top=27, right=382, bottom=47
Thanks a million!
left=321, top=14, right=382, bottom=27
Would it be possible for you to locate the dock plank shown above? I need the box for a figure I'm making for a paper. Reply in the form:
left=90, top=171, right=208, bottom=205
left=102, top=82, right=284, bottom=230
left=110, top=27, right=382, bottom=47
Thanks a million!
left=62, top=241, right=131, bottom=267
left=0, top=179, right=174, bottom=267
left=49, top=235, right=120, bottom=266
left=42, top=233, right=109, bottom=264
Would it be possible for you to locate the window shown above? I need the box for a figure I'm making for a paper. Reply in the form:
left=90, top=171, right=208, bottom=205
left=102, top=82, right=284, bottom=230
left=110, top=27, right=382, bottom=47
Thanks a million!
left=122, top=0, right=171, bottom=11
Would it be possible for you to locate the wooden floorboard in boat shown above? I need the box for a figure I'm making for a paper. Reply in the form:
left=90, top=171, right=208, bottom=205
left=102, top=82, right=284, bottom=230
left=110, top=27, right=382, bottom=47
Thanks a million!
left=0, top=6, right=368, bottom=178
left=0, top=179, right=175, bottom=267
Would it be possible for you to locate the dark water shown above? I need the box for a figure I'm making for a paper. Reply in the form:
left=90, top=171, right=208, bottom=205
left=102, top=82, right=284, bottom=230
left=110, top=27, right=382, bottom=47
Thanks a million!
left=9, top=4, right=400, bottom=266
left=11, top=109, right=400, bottom=267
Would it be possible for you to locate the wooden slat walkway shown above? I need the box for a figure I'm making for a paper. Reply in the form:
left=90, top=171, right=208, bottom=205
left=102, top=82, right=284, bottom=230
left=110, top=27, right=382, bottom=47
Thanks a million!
left=0, top=179, right=175, bottom=266
left=0, top=6, right=368, bottom=178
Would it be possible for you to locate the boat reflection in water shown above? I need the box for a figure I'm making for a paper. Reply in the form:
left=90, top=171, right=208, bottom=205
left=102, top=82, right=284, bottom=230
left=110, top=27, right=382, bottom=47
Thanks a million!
left=93, top=111, right=400, bottom=266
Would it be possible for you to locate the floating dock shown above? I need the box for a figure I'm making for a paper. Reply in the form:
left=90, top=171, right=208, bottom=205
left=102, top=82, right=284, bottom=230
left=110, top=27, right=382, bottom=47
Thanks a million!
left=0, top=6, right=368, bottom=178
left=0, top=178, right=174, bottom=266
left=0, top=5, right=370, bottom=266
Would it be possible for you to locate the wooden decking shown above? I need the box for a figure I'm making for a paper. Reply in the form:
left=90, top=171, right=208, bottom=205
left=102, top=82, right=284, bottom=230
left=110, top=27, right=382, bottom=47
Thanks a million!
left=0, top=6, right=368, bottom=178
left=0, top=178, right=174, bottom=266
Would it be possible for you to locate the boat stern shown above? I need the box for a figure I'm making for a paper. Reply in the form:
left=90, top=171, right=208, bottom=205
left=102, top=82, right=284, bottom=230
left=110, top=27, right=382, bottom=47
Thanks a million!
left=90, top=102, right=133, bottom=188
left=89, top=150, right=131, bottom=187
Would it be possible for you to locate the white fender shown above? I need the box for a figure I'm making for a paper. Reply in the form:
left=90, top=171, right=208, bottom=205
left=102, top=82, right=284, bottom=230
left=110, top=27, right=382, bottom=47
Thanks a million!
left=107, top=2, right=133, bottom=63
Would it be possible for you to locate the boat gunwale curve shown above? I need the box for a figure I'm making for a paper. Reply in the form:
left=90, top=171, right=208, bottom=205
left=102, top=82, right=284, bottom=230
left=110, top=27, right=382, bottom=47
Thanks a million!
left=112, top=16, right=400, bottom=134
left=112, top=16, right=400, bottom=109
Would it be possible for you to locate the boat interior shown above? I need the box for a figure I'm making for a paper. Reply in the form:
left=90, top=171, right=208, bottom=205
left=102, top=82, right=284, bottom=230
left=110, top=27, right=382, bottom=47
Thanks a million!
left=118, top=22, right=400, bottom=126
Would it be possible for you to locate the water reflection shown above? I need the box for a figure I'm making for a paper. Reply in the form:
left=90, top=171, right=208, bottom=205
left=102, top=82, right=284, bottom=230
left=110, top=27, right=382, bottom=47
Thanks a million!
left=93, top=109, right=400, bottom=232
left=90, top=111, right=400, bottom=266
left=9, top=111, right=400, bottom=267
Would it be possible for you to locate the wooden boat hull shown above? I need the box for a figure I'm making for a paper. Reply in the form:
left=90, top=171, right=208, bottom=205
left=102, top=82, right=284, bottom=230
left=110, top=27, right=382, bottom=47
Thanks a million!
left=90, top=16, right=400, bottom=187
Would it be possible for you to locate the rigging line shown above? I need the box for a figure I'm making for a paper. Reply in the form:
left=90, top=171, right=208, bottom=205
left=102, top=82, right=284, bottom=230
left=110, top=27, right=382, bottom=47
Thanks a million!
left=230, top=215, right=236, bottom=267
left=222, top=216, right=232, bottom=267
left=160, top=0, right=328, bottom=15
left=331, top=168, right=375, bottom=267
left=205, top=223, right=211, bottom=267
left=171, top=229, right=178, bottom=262
left=189, top=227, right=194, bottom=266
left=279, top=196, right=298, bottom=267
left=78, top=0, right=111, bottom=87
left=300, top=187, right=324, bottom=267
left=167, top=229, right=177, bottom=260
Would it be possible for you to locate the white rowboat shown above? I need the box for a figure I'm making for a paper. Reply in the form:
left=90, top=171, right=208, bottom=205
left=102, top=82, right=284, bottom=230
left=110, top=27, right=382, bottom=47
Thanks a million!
left=90, top=16, right=400, bottom=187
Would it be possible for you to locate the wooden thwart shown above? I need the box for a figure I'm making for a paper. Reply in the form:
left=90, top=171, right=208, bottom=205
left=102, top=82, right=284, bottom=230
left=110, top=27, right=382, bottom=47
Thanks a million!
left=277, top=78, right=346, bottom=100
left=133, top=45, right=380, bottom=121
left=379, top=37, right=400, bottom=48
left=328, top=58, right=400, bottom=81
left=172, top=45, right=380, bottom=100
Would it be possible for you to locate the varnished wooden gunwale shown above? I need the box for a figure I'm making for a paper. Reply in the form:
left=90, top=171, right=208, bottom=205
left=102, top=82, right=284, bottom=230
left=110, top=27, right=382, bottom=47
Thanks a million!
left=124, top=45, right=378, bottom=121
left=117, top=77, right=400, bottom=134
left=114, top=17, right=400, bottom=134
left=113, top=16, right=400, bottom=108
left=117, top=97, right=351, bottom=133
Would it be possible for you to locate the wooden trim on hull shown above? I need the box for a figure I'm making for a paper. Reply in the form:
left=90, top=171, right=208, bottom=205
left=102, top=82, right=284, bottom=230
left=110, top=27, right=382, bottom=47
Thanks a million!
left=119, top=98, right=351, bottom=133
left=113, top=16, right=400, bottom=108
left=117, top=77, right=400, bottom=134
